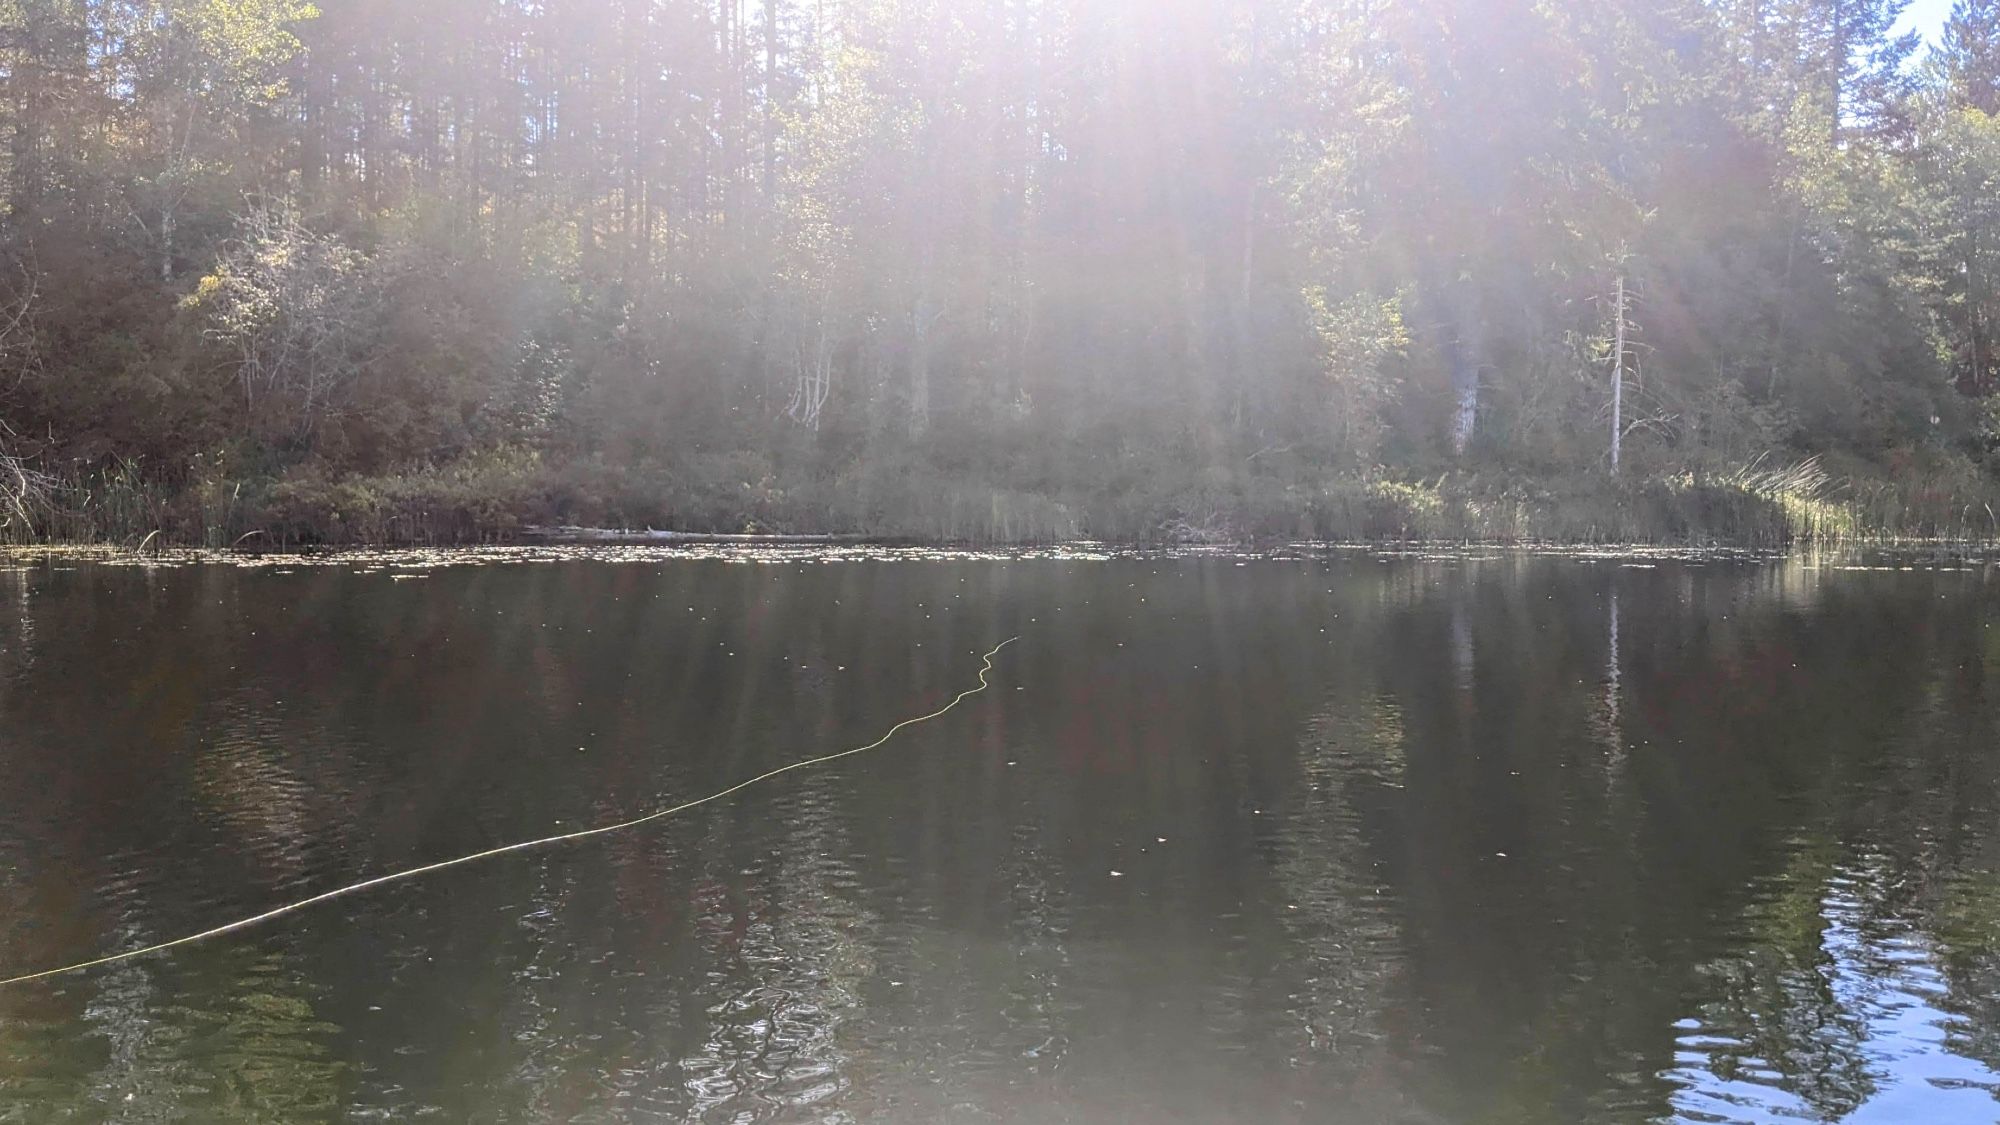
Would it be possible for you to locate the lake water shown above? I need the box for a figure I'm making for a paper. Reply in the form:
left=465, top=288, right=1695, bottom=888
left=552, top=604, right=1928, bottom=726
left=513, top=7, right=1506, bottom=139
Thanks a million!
left=0, top=548, right=1998, bottom=1123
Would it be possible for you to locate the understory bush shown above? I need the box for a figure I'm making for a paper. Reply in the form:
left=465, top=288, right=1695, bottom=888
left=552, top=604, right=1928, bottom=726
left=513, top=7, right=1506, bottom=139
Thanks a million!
left=8, top=446, right=2000, bottom=548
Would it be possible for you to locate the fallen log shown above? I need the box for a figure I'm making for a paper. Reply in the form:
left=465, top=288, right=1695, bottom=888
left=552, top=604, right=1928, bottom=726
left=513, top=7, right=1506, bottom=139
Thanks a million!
left=521, top=526, right=888, bottom=545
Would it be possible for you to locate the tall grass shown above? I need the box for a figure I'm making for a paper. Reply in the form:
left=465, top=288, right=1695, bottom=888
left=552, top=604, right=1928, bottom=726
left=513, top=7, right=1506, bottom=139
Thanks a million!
left=8, top=460, right=183, bottom=546
left=1713, top=455, right=1854, bottom=542
left=3, top=448, right=1997, bottom=548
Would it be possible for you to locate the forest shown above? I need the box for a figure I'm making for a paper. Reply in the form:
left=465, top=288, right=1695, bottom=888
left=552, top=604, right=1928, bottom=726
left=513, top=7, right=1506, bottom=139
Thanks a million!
left=0, top=0, right=1997, bottom=544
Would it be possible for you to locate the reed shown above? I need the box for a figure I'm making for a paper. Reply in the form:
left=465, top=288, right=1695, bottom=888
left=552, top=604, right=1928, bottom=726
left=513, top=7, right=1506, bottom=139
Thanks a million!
left=3, top=449, right=1998, bottom=548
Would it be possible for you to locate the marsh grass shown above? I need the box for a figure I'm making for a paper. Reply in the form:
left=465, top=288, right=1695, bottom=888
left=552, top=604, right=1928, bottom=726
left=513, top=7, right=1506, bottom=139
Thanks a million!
left=1, top=449, right=1996, bottom=547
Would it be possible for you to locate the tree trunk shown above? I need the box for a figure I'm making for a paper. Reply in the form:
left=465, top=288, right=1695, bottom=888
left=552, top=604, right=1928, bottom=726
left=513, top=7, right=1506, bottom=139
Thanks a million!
left=1449, top=342, right=1479, bottom=456
left=1829, top=0, right=1846, bottom=144
left=763, top=0, right=778, bottom=209
left=1970, top=221, right=1988, bottom=395
left=910, top=250, right=936, bottom=439
left=1611, top=274, right=1626, bottom=470
left=1441, top=278, right=1482, bottom=457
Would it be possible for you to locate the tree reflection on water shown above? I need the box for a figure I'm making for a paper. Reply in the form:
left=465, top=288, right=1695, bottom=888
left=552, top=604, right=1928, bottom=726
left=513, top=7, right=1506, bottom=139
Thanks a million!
left=0, top=552, right=1995, bottom=1121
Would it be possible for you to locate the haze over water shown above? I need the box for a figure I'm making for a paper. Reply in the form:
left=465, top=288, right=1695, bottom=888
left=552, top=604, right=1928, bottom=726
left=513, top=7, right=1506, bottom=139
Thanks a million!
left=0, top=550, right=1997, bottom=1123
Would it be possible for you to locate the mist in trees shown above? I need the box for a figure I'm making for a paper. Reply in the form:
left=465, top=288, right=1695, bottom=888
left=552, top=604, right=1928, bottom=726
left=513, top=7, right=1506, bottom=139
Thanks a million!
left=0, top=0, right=1995, bottom=542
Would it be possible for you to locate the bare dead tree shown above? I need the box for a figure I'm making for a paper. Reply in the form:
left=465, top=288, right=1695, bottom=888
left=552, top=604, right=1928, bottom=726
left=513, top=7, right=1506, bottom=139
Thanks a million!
left=784, top=310, right=832, bottom=428
left=1592, top=267, right=1673, bottom=465
left=785, top=294, right=835, bottom=431
left=785, top=337, right=834, bottom=430
left=0, top=421, right=53, bottom=535
left=205, top=203, right=383, bottom=438
left=1611, top=273, right=1626, bottom=472
left=0, top=266, right=48, bottom=534
left=0, top=259, right=39, bottom=389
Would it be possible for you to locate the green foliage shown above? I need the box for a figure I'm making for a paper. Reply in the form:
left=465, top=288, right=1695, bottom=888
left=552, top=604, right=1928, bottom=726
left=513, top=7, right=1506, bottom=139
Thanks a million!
left=0, top=0, right=1993, bottom=545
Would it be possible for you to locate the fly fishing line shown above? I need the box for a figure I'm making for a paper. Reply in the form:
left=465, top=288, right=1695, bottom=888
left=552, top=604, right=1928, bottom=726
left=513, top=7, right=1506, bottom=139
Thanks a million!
left=0, top=637, right=1021, bottom=988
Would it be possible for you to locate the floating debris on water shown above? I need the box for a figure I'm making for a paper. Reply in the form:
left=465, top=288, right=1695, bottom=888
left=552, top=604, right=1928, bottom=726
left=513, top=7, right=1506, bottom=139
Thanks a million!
left=0, top=541, right=1996, bottom=574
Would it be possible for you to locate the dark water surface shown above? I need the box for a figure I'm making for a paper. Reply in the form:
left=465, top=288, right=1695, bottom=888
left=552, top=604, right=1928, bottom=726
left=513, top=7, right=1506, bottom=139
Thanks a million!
left=1, top=549, right=1999, bottom=1123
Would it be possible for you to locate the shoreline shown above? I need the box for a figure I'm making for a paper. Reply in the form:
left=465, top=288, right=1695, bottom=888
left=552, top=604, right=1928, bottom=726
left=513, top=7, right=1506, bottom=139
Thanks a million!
left=14, top=470, right=1986, bottom=550
left=7, top=528, right=1992, bottom=556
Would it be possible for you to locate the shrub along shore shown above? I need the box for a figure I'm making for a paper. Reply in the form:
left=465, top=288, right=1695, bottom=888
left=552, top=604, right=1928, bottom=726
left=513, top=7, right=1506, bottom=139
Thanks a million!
left=9, top=452, right=1991, bottom=549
